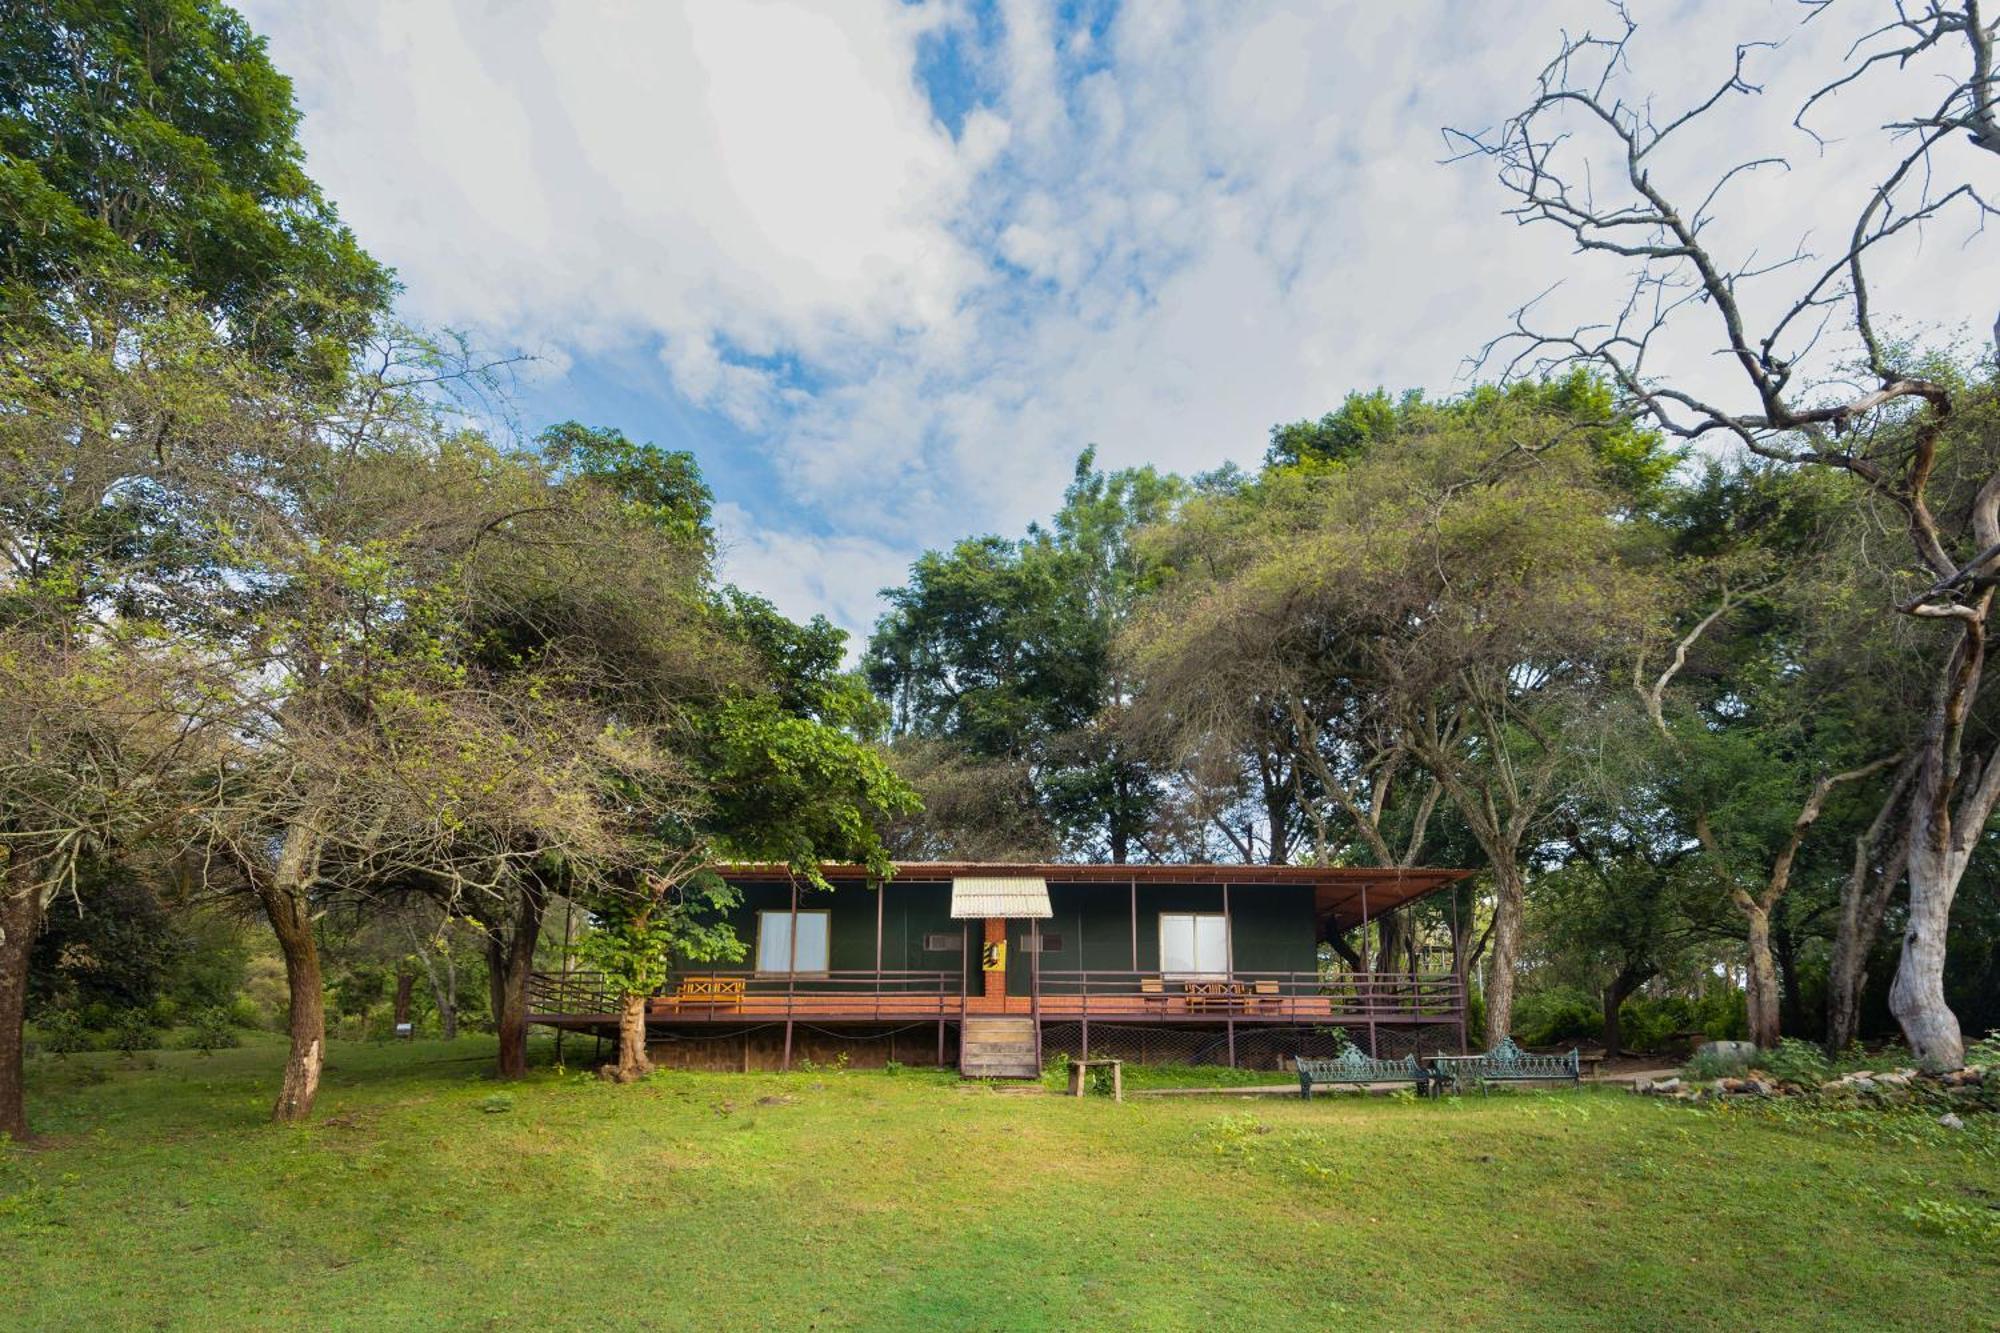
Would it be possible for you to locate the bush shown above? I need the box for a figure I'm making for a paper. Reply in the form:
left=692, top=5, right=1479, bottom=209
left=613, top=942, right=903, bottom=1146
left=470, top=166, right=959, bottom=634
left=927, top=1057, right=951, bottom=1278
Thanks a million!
left=1760, top=1038, right=1831, bottom=1086
left=1682, top=1048, right=1745, bottom=1080
left=1513, top=985, right=1601, bottom=1047
left=181, top=1006, right=240, bottom=1055
left=35, top=1008, right=90, bottom=1056
left=110, top=1009, right=160, bottom=1054
left=1967, top=1030, right=2000, bottom=1069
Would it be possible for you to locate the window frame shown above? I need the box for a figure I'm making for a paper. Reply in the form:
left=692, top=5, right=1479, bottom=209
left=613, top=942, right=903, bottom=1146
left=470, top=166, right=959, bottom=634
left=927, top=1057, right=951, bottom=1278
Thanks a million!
left=1157, top=911, right=1231, bottom=980
left=754, top=908, right=832, bottom=977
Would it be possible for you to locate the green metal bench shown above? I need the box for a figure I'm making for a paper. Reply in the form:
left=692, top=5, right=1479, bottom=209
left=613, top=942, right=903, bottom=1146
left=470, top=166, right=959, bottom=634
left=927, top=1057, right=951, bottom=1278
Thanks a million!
left=1295, top=1047, right=1432, bottom=1099
left=1430, top=1036, right=1579, bottom=1095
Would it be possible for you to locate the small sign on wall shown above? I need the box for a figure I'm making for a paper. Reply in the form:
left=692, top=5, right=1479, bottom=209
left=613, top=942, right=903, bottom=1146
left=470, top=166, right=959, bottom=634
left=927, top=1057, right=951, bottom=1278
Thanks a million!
left=981, top=939, right=1007, bottom=972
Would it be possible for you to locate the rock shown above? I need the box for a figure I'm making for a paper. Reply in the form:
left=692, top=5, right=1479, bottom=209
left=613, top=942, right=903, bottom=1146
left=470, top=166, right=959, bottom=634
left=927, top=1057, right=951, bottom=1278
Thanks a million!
left=1746, top=1079, right=1775, bottom=1097
left=1654, top=1077, right=1680, bottom=1093
left=1939, top=1112, right=1966, bottom=1130
left=1874, top=1071, right=1912, bottom=1088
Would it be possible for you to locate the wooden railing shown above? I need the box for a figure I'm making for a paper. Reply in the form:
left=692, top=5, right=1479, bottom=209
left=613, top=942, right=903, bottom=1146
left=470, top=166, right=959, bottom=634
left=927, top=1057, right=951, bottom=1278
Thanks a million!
left=528, top=967, right=1463, bottom=1023
left=1029, top=969, right=1465, bottom=1021
left=528, top=968, right=963, bottom=1022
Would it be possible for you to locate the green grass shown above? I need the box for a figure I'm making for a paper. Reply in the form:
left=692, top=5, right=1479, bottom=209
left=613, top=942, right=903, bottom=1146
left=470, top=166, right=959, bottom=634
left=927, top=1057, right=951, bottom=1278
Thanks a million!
left=6, top=1038, right=1997, bottom=1331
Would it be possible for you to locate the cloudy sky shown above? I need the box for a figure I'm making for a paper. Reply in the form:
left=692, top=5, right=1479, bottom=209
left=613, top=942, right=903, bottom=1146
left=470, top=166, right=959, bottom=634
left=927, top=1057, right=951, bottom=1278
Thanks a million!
left=241, top=0, right=1995, bottom=645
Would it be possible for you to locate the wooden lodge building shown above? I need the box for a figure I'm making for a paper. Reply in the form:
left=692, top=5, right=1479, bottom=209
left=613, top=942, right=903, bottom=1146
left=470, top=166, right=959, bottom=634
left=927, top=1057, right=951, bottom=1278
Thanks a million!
left=528, top=862, right=1473, bottom=1076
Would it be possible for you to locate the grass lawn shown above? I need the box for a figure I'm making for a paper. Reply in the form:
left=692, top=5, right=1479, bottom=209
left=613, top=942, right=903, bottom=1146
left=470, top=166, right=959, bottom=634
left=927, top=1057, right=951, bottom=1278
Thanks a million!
left=5, top=1036, right=1996, bottom=1330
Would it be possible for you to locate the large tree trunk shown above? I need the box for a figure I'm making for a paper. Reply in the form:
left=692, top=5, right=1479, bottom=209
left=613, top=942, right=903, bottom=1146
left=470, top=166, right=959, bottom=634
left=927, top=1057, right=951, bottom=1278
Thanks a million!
left=0, top=863, right=43, bottom=1143
left=1742, top=903, right=1781, bottom=1050
left=1892, top=833, right=1966, bottom=1070
left=602, top=992, right=653, bottom=1083
left=1483, top=854, right=1524, bottom=1047
left=486, top=877, right=545, bottom=1079
left=1601, top=962, right=1652, bottom=1059
left=262, top=884, right=325, bottom=1124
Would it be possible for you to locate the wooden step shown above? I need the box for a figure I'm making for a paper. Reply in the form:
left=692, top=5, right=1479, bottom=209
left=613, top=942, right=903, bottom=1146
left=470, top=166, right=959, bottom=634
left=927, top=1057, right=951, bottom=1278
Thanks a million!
left=960, top=1018, right=1040, bottom=1079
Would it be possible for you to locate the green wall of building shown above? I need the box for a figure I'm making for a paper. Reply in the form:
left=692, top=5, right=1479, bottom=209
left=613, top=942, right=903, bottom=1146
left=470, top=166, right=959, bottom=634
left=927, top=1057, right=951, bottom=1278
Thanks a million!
left=697, top=878, right=1318, bottom=997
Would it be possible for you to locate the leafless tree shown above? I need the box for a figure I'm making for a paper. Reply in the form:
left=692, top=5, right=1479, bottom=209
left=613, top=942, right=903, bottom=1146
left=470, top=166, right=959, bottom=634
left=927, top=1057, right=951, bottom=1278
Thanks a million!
left=1450, top=0, right=2000, bottom=1068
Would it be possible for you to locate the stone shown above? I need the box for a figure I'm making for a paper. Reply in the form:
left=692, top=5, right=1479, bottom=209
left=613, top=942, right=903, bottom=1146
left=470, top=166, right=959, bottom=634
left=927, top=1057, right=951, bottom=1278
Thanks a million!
left=1939, top=1113, right=1966, bottom=1131
left=1874, top=1072, right=1912, bottom=1088
left=1654, top=1077, right=1680, bottom=1093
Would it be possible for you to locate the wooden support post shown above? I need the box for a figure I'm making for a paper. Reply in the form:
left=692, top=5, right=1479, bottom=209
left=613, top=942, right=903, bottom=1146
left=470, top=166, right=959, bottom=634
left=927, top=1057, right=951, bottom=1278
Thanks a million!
left=1451, top=886, right=1468, bottom=1055
left=1030, top=916, right=1043, bottom=1070
left=1129, top=878, right=1138, bottom=972
left=783, top=879, right=799, bottom=1073
left=1226, top=1018, right=1236, bottom=1068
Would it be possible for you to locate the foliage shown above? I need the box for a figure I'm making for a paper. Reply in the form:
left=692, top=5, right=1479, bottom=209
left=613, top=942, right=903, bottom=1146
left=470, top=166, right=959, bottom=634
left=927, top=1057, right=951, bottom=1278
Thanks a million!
left=1512, top=986, right=1603, bottom=1048
left=181, top=1007, right=241, bottom=1055
left=1760, top=1039, right=1833, bottom=1087
left=866, top=448, right=1187, bottom=860
left=32, top=1009, right=88, bottom=1056
left=108, top=1009, right=159, bottom=1055
left=0, top=0, right=393, bottom=375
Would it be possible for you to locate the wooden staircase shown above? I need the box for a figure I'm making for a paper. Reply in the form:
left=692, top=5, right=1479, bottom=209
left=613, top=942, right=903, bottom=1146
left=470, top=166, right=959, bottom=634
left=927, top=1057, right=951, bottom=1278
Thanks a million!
left=959, top=1017, right=1040, bottom=1079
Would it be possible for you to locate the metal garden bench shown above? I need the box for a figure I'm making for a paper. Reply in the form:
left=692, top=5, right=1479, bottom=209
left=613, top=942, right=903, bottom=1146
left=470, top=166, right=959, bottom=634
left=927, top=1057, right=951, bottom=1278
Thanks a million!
left=1430, top=1036, right=1579, bottom=1095
left=1294, top=1047, right=1432, bottom=1099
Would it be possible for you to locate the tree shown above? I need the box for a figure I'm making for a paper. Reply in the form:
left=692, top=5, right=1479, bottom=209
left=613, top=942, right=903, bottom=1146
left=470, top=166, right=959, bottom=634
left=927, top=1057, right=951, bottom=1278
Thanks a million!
left=0, top=300, right=233, bottom=1141
left=867, top=450, right=1186, bottom=861
left=0, top=0, right=393, bottom=375
left=1455, top=1, right=2000, bottom=1066
left=1127, top=379, right=1674, bottom=1042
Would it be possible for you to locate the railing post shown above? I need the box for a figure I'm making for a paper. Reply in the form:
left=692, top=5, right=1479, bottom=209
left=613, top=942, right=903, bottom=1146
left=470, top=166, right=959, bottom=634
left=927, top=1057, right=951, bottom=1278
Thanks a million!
left=1080, top=971, right=1090, bottom=1062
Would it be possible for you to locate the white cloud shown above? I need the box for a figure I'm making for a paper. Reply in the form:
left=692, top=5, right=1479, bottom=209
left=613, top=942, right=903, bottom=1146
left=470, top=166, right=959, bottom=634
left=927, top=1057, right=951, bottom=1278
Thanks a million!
left=246, top=0, right=2000, bottom=643
left=712, top=502, right=912, bottom=645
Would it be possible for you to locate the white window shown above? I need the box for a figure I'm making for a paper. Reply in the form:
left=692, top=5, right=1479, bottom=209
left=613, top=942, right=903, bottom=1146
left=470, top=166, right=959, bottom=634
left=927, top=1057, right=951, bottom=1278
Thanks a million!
left=756, top=910, right=830, bottom=974
left=1160, top=913, right=1229, bottom=978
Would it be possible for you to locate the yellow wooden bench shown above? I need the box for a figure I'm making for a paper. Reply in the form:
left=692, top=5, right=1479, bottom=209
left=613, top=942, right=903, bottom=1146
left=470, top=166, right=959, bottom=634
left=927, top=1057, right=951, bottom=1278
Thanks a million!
left=655, top=976, right=745, bottom=1010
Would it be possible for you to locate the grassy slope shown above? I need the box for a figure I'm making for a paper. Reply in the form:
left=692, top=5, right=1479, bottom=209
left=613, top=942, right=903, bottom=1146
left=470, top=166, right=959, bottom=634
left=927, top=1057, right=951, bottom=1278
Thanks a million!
left=5, top=1037, right=1996, bottom=1331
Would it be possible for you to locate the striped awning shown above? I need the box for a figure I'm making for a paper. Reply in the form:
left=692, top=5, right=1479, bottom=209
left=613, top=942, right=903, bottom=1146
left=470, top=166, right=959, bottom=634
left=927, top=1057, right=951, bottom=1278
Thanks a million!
left=949, top=875, right=1052, bottom=919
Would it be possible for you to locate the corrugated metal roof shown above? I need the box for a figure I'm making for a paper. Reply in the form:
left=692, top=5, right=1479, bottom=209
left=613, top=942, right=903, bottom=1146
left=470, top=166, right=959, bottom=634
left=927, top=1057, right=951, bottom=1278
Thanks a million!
left=949, top=876, right=1052, bottom=919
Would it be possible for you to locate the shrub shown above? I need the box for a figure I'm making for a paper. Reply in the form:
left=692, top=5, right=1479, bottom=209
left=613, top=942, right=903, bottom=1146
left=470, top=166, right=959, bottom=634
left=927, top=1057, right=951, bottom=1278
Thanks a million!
left=1683, top=1045, right=1752, bottom=1080
left=110, top=1009, right=159, bottom=1054
left=1966, top=1030, right=2000, bottom=1069
left=35, top=1008, right=90, bottom=1056
left=1760, top=1038, right=1831, bottom=1086
left=181, top=1006, right=240, bottom=1055
left=1513, top=985, right=1601, bottom=1047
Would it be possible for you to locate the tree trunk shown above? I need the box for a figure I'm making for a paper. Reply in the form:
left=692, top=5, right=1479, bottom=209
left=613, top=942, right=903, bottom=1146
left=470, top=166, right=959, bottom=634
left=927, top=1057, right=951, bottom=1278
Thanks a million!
left=486, top=878, right=545, bottom=1079
left=1601, top=962, right=1652, bottom=1059
left=262, top=885, right=325, bottom=1123
left=0, top=864, right=43, bottom=1143
left=1773, top=905, right=1805, bottom=1040
left=1742, top=903, right=1781, bottom=1050
left=438, top=948, right=458, bottom=1041
left=1483, top=855, right=1524, bottom=1047
left=1827, top=768, right=1909, bottom=1053
left=602, top=992, right=653, bottom=1083
left=1891, top=834, right=1966, bottom=1070
left=1827, top=829, right=1904, bottom=1054
left=392, top=970, right=415, bottom=1028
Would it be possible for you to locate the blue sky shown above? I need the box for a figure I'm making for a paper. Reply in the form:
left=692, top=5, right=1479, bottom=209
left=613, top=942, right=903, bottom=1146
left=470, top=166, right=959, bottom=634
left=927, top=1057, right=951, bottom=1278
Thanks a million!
left=241, top=0, right=1995, bottom=647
